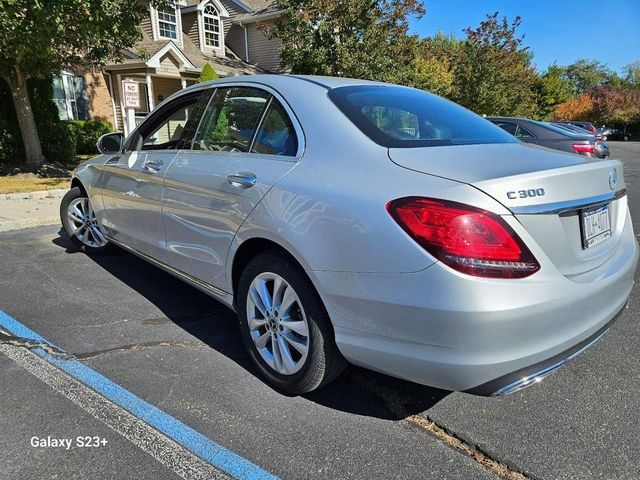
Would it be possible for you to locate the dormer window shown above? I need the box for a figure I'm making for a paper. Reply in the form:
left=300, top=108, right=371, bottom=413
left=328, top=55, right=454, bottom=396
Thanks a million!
left=203, top=4, right=221, bottom=48
left=158, top=8, right=178, bottom=39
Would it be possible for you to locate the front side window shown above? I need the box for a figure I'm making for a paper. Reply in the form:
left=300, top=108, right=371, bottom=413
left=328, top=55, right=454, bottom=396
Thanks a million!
left=158, top=8, right=178, bottom=39
left=193, top=87, right=270, bottom=152
left=140, top=94, right=203, bottom=150
left=203, top=4, right=221, bottom=48
left=329, top=85, right=517, bottom=148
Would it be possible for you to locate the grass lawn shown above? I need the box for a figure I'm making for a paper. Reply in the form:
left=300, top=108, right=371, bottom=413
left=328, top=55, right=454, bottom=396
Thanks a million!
left=0, top=154, right=95, bottom=194
left=0, top=176, right=70, bottom=194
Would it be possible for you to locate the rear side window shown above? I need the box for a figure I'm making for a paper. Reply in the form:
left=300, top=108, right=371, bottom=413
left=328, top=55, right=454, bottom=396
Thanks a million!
left=328, top=85, right=516, bottom=148
left=194, top=87, right=270, bottom=152
left=251, top=100, right=298, bottom=156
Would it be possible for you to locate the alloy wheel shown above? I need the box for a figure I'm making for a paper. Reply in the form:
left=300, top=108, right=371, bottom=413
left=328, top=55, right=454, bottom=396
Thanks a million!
left=246, top=272, right=310, bottom=375
left=66, top=197, right=108, bottom=248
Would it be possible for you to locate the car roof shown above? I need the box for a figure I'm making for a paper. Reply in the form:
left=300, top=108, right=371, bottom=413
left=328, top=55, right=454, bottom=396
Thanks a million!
left=486, top=116, right=534, bottom=122
left=195, top=74, right=387, bottom=91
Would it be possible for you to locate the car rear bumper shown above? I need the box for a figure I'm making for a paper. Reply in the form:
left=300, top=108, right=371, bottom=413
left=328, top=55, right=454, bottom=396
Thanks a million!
left=313, top=216, right=638, bottom=394
left=466, top=303, right=625, bottom=396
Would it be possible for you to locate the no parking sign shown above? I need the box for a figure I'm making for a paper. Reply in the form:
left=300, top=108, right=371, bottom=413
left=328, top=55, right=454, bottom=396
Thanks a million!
left=122, top=80, right=140, bottom=109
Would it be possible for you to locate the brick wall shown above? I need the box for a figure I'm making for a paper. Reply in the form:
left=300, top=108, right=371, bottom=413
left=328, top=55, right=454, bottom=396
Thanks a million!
left=83, top=69, right=115, bottom=126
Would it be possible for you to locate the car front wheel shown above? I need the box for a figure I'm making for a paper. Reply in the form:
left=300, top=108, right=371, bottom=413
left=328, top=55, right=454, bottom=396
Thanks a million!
left=60, top=187, right=114, bottom=254
left=238, top=253, right=347, bottom=394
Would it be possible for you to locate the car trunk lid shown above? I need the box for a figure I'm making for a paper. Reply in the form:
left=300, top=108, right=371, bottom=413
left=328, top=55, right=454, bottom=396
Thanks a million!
left=388, top=143, right=627, bottom=277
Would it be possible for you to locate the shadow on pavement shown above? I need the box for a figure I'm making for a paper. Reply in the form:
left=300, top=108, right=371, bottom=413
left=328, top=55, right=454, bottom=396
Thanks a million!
left=52, top=231, right=450, bottom=419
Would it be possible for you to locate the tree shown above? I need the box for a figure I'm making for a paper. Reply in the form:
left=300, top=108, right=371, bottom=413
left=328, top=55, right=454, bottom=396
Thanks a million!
left=0, top=0, right=167, bottom=169
left=407, top=32, right=459, bottom=97
left=591, top=85, right=640, bottom=126
left=624, top=61, right=640, bottom=88
left=265, top=0, right=425, bottom=83
left=536, top=63, right=575, bottom=120
left=451, top=13, right=539, bottom=117
left=552, top=95, right=594, bottom=121
left=198, top=63, right=219, bottom=83
left=564, top=59, right=611, bottom=95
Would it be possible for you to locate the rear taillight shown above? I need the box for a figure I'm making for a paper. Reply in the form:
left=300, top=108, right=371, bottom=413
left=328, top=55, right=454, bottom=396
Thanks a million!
left=386, top=197, right=540, bottom=278
left=572, top=143, right=597, bottom=155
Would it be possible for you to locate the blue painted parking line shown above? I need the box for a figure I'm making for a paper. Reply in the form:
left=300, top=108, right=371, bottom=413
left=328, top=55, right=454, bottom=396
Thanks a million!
left=0, top=310, right=278, bottom=480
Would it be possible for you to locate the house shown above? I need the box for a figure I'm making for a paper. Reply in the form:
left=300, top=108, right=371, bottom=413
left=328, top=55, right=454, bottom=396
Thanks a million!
left=52, top=0, right=283, bottom=135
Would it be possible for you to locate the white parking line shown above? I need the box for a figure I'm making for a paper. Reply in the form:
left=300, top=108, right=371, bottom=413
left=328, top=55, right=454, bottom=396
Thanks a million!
left=0, top=343, right=230, bottom=480
left=0, top=310, right=279, bottom=480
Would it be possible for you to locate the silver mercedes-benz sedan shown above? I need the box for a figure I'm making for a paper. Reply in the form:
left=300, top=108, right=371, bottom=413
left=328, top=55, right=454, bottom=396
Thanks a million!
left=60, top=75, right=638, bottom=396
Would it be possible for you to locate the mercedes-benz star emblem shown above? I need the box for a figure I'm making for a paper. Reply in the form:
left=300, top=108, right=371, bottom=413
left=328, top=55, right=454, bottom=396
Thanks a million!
left=609, top=168, right=618, bottom=190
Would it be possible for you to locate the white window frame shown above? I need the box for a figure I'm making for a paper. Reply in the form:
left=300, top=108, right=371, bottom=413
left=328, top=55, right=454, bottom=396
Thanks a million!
left=150, top=3, right=183, bottom=47
left=53, top=72, right=89, bottom=121
left=203, top=4, right=221, bottom=48
left=198, top=1, right=225, bottom=55
left=158, top=8, right=178, bottom=40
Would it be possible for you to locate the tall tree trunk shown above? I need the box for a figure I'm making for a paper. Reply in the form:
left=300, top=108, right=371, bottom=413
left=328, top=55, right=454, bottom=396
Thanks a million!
left=5, top=68, right=45, bottom=169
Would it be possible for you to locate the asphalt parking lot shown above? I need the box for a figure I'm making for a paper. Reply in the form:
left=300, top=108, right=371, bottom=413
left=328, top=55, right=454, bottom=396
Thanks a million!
left=1, top=141, right=639, bottom=480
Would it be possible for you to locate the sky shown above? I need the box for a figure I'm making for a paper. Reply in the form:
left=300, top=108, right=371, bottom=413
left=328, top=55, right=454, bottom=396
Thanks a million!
left=409, top=0, right=640, bottom=75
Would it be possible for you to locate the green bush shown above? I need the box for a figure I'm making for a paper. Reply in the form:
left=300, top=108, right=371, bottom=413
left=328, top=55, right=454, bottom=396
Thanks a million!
left=67, top=120, right=113, bottom=154
left=0, top=117, right=24, bottom=167
left=198, top=63, right=219, bottom=83
left=41, top=121, right=77, bottom=165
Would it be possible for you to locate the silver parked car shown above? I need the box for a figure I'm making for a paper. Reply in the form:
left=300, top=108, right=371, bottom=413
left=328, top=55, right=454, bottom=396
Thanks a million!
left=61, top=75, right=638, bottom=396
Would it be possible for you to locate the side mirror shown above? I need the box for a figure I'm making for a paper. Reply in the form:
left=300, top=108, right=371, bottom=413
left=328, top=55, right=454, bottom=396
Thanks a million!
left=97, top=132, right=125, bottom=154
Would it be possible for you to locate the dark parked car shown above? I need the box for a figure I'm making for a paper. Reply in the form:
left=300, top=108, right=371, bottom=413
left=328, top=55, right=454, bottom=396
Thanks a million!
left=488, top=117, right=608, bottom=158
left=555, top=121, right=597, bottom=134
left=552, top=122, right=604, bottom=140
left=606, top=128, right=632, bottom=141
left=552, top=122, right=591, bottom=135
left=550, top=122, right=609, bottom=157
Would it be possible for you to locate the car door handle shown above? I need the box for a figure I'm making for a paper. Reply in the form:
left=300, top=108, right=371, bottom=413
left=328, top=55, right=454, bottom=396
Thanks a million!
left=143, top=159, right=163, bottom=173
left=226, top=173, right=257, bottom=189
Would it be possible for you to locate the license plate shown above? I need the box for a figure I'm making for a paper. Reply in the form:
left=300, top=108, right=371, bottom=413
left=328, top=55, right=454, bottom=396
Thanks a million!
left=580, top=204, right=611, bottom=249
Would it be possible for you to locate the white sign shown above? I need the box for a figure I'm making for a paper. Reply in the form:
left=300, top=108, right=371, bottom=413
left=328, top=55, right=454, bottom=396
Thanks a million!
left=122, top=80, right=140, bottom=109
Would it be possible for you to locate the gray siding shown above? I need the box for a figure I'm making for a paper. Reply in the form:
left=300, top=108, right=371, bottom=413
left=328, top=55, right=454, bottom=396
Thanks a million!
left=223, top=20, right=282, bottom=71
left=182, top=11, right=200, bottom=49
left=246, top=21, right=281, bottom=72
left=140, top=16, right=154, bottom=38
left=225, top=24, right=246, bottom=60
left=220, top=0, right=247, bottom=36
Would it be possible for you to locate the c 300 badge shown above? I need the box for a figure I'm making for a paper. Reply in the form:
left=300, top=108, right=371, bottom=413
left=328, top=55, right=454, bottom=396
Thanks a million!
left=507, top=188, right=545, bottom=200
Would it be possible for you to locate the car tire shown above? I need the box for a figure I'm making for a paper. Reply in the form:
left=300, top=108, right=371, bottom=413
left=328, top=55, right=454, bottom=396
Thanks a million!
left=237, top=252, right=347, bottom=394
left=60, top=187, right=115, bottom=254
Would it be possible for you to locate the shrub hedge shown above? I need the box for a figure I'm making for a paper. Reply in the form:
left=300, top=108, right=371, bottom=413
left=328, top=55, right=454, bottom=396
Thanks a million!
left=67, top=120, right=113, bottom=154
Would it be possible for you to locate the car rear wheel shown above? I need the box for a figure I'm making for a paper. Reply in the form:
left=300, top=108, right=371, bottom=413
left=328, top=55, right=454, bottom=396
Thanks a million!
left=60, top=187, right=114, bottom=254
left=238, top=253, right=347, bottom=394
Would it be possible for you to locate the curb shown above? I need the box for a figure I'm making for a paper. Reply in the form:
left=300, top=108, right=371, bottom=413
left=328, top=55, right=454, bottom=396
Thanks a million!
left=0, top=189, right=68, bottom=201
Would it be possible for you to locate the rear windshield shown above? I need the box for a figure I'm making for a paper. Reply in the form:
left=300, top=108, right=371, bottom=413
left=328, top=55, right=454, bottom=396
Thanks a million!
left=535, top=121, right=590, bottom=137
left=328, top=85, right=517, bottom=148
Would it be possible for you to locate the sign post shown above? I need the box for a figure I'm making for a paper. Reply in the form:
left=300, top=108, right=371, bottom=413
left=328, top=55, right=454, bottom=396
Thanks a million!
left=122, top=80, right=140, bottom=136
